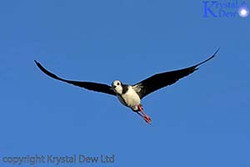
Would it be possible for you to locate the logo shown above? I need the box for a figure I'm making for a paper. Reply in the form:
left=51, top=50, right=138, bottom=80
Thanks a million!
left=202, top=0, right=249, bottom=18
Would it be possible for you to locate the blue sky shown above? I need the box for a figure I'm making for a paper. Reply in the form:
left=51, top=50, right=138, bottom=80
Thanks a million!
left=0, top=0, right=250, bottom=166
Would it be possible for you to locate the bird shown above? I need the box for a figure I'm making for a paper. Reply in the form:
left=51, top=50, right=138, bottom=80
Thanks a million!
left=35, top=49, right=219, bottom=124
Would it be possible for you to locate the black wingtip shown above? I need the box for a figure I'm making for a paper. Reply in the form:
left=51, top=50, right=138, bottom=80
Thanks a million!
left=213, top=47, right=220, bottom=56
left=34, top=60, right=44, bottom=71
left=34, top=60, right=74, bottom=84
left=195, top=48, right=220, bottom=67
left=34, top=60, right=56, bottom=78
left=34, top=60, right=40, bottom=66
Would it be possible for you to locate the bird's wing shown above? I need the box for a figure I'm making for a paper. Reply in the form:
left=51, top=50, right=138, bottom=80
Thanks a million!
left=133, top=49, right=219, bottom=99
left=34, top=60, right=116, bottom=96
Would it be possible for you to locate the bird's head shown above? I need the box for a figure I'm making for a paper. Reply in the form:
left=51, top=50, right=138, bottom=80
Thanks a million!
left=112, top=80, right=123, bottom=95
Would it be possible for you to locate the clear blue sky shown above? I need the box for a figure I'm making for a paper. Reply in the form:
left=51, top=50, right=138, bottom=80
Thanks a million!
left=0, top=0, right=250, bottom=166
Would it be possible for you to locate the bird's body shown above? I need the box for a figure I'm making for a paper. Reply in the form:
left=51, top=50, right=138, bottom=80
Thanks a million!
left=116, top=85, right=141, bottom=111
left=35, top=49, right=219, bottom=124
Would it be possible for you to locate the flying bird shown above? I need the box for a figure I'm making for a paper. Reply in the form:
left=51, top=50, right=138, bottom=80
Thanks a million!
left=35, top=49, right=219, bottom=124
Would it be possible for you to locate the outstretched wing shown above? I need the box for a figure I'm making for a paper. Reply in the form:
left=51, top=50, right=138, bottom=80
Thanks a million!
left=35, top=60, right=116, bottom=96
left=133, top=49, right=219, bottom=99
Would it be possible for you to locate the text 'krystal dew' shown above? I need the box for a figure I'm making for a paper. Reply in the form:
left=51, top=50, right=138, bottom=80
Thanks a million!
left=2, top=154, right=115, bottom=165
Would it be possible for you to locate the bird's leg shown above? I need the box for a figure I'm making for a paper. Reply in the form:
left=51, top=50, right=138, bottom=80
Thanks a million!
left=136, top=110, right=151, bottom=124
left=136, top=111, right=144, bottom=119
left=137, top=104, right=151, bottom=124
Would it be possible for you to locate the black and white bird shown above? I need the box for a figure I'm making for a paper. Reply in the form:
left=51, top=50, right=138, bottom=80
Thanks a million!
left=35, top=49, right=219, bottom=124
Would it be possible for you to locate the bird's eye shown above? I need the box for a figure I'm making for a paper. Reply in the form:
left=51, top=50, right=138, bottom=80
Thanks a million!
left=117, top=82, right=120, bottom=85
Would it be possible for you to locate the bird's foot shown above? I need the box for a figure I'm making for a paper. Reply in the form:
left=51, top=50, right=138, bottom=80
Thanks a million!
left=143, top=115, right=151, bottom=124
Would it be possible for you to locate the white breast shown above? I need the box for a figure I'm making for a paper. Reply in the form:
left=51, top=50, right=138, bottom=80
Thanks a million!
left=117, top=86, right=141, bottom=111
